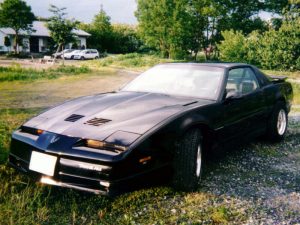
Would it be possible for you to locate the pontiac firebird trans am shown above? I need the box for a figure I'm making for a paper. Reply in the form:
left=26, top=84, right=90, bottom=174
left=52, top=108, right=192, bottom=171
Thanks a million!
left=9, top=63, right=293, bottom=196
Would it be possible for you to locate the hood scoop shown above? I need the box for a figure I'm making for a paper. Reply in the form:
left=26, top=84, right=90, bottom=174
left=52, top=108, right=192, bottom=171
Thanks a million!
left=65, top=114, right=85, bottom=122
left=84, top=117, right=111, bottom=127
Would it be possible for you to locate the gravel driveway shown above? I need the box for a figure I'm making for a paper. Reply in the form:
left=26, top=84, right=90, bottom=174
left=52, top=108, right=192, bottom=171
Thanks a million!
left=197, top=115, right=300, bottom=224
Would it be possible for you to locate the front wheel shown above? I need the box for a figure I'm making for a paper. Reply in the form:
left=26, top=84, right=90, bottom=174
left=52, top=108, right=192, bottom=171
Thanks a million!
left=266, top=102, right=288, bottom=141
left=172, top=129, right=203, bottom=192
left=80, top=56, right=85, bottom=60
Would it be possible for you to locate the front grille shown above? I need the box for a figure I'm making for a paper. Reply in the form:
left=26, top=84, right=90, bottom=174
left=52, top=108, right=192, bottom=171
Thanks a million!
left=84, top=118, right=111, bottom=126
left=65, top=114, right=85, bottom=122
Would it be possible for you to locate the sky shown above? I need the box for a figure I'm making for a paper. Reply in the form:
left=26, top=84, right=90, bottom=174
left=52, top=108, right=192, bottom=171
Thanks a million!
left=23, top=0, right=273, bottom=25
left=24, top=0, right=138, bottom=24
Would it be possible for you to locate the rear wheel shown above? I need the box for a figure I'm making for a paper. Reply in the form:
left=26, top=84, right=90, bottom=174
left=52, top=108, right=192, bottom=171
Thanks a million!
left=266, top=102, right=288, bottom=141
left=80, top=56, right=85, bottom=60
left=172, top=129, right=203, bottom=192
left=95, top=56, right=99, bottom=59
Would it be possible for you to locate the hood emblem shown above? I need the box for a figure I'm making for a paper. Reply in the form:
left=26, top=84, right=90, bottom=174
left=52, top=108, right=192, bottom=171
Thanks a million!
left=84, top=118, right=111, bottom=127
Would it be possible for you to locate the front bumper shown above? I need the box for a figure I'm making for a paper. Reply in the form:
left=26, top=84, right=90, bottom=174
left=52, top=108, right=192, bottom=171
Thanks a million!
left=9, top=130, right=168, bottom=196
left=8, top=151, right=114, bottom=195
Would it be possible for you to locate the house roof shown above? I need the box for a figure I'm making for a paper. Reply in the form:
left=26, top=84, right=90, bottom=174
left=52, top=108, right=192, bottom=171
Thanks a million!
left=0, top=21, right=90, bottom=37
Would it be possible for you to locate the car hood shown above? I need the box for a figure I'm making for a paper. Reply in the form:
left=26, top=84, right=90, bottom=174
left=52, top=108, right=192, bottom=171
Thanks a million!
left=24, top=91, right=212, bottom=145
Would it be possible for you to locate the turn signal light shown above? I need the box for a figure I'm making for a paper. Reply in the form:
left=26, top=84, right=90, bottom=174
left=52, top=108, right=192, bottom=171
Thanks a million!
left=37, top=129, right=44, bottom=135
left=86, top=140, right=105, bottom=148
left=139, top=156, right=152, bottom=164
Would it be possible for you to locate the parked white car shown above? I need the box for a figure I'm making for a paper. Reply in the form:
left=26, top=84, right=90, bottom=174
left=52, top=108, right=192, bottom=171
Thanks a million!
left=73, top=49, right=99, bottom=60
left=63, top=50, right=82, bottom=59
left=53, top=49, right=73, bottom=58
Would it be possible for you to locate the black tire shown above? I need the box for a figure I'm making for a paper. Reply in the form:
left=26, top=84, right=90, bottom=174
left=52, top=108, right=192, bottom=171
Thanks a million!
left=81, top=56, right=85, bottom=60
left=71, top=56, right=74, bottom=59
left=172, top=129, right=203, bottom=192
left=95, top=56, right=99, bottom=59
left=266, top=102, right=288, bottom=141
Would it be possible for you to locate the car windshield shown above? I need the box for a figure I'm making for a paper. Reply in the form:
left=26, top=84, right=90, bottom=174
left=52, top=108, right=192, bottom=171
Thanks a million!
left=122, top=64, right=224, bottom=100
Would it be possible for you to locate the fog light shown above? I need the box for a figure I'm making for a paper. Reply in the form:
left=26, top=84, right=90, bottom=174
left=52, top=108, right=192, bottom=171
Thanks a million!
left=40, top=176, right=60, bottom=186
left=100, top=181, right=110, bottom=187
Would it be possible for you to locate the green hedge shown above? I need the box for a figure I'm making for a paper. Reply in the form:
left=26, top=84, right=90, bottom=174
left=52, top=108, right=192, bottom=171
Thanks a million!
left=218, top=15, right=300, bottom=71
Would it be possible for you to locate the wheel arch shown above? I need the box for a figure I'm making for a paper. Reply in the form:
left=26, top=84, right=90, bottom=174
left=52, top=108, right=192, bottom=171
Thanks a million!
left=180, top=121, right=215, bottom=157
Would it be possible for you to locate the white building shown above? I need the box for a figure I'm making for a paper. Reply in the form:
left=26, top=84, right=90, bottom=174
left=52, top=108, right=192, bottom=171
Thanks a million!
left=0, top=21, right=91, bottom=53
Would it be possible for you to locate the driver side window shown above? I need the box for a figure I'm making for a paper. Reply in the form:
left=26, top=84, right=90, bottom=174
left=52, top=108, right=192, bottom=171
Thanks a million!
left=226, top=67, right=260, bottom=95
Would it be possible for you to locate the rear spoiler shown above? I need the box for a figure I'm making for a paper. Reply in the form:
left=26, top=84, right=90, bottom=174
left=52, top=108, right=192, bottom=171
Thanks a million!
left=269, top=75, right=288, bottom=83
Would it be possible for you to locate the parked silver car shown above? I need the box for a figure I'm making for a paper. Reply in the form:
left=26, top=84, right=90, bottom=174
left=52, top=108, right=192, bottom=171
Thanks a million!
left=73, top=49, right=99, bottom=60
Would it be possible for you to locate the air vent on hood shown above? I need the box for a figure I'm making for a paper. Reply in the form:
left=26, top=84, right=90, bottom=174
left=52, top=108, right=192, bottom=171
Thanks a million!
left=65, top=114, right=85, bottom=122
left=84, top=118, right=111, bottom=126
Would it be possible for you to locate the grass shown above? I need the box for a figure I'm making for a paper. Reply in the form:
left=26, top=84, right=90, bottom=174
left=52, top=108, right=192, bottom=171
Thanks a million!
left=81, top=53, right=300, bottom=79
left=263, top=69, right=300, bottom=79
left=82, top=53, right=180, bottom=71
left=0, top=64, right=90, bottom=82
left=291, top=83, right=300, bottom=105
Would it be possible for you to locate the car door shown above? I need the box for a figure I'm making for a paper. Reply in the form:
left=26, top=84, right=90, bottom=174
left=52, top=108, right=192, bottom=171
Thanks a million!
left=85, top=51, right=90, bottom=59
left=91, top=50, right=97, bottom=58
left=217, top=67, right=265, bottom=144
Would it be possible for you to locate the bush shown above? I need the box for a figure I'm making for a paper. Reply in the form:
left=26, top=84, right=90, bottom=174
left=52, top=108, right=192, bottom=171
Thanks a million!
left=83, top=53, right=179, bottom=70
left=218, top=16, right=300, bottom=71
left=258, top=17, right=300, bottom=71
left=5, top=52, right=31, bottom=59
left=218, top=30, right=248, bottom=63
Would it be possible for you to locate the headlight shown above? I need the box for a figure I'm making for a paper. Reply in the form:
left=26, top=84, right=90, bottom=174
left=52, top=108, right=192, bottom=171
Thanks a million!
left=85, top=139, right=127, bottom=152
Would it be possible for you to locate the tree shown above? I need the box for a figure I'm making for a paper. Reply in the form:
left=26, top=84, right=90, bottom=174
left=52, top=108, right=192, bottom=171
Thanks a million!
left=136, top=0, right=193, bottom=59
left=111, top=24, right=142, bottom=53
left=0, top=0, right=35, bottom=53
left=79, top=6, right=113, bottom=52
left=214, top=0, right=268, bottom=36
left=47, top=5, right=78, bottom=57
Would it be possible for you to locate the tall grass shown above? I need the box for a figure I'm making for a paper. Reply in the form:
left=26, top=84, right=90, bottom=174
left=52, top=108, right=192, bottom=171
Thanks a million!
left=0, top=65, right=90, bottom=82
left=83, top=53, right=181, bottom=71
left=292, top=83, right=300, bottom=105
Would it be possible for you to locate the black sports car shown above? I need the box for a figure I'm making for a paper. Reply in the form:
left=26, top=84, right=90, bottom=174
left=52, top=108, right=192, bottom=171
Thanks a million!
left=9, top=63, right=293, bottom=196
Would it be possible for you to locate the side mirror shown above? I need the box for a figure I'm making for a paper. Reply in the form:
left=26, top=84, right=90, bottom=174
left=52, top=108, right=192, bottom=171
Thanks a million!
left=225, top=90, right=243, bottom=101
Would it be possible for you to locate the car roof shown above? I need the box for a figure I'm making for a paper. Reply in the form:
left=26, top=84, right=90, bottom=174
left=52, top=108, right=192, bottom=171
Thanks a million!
left=161, top=62, right=251, bottom=69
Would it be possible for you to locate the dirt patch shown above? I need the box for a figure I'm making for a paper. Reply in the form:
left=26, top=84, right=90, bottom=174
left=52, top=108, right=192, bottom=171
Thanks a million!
left=0, top=69, right=138, bottom=109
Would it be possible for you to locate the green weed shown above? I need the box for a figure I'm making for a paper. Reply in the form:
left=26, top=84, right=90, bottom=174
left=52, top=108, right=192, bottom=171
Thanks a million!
left=0, top=65, right=91, bottom=82
left=83, top=53, right=181, bottom=71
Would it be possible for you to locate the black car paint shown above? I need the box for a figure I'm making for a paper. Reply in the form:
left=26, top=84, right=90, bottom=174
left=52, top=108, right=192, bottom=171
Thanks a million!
left=9, top=63, right=293, bottom=195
